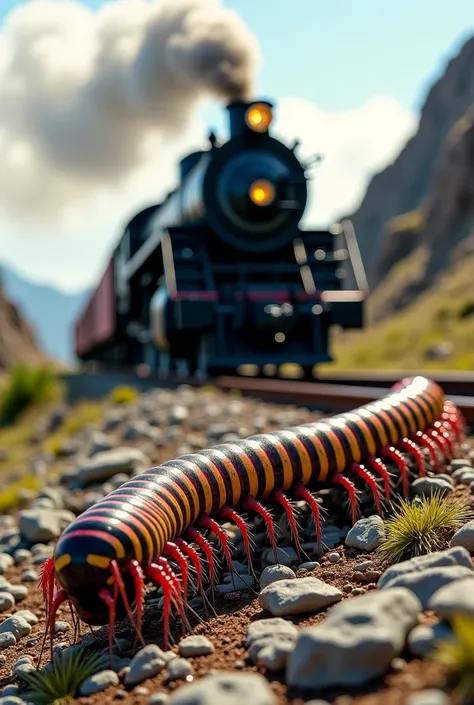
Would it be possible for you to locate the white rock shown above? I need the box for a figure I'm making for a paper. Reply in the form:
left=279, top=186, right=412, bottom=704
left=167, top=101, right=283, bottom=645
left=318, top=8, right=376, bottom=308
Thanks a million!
left=259, top=577, right=342, bottom=617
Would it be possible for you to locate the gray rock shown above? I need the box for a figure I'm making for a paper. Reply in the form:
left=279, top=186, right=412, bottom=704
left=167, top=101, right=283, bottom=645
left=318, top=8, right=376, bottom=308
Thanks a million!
left=286, top=587, right=422, bottom=688
left=428, top=576, right=474, bottom=617
left=0, top=593, right=14, bottom=612
left=246, top=617, right=298, bottom=646
left=255, top=639, right=295, bottom=672
left=407, top=622, right=453, bottom=657
left=345, top=516, right=385, bottom=551
left=79, top=670, right=119, bottom=695
left=411, top=477, right=454, bottom=497
left=450, top=520, right=474, bottom=551
left=76, top=447, right=150, bottom=485
left=406, top=690, right=450, bottom=705
left=18, top=508, right=75, bottom=543
left=0, top=697, right=25, bottom=705
left=0, top=615, right=31, bottom=638
left=259, top=565, right=296, bottom=590
left=328, top=552, right=341, bottom=563
left=0, top=554, right=14, bottom=575
left=265, top=547, right=298, bottom=566
left=149, top=695, right=170, bottom=705
left=452, top=468, right=474, bottom=485
left=169, top=672, right=277, bottom=705
left=178, top=635, right=214, bottom=657
left=0, top=632, right=16, bottom=649
left=13, top=610, right=39, bottom=625
left=7, top=585, right=28, bottom=602
left=124, top=645, right=167, bottom=686
left=451, top=458, right=472, bottom=471
left=377, top=546, right=474, bottom=607
left=354, top=560, right=374, bottom=571
left=259, top=577, right=342, bottom=617
left=166, top=657, right=193, bottom=680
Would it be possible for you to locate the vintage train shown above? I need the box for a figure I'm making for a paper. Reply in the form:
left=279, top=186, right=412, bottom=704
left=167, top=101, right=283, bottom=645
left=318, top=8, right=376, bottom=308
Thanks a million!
left=74, top=99, right=368, bottom=379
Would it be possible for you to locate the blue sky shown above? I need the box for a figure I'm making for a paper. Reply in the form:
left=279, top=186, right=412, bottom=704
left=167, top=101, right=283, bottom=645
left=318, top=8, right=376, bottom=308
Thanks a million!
left=0, top=0, right=473, bottom=291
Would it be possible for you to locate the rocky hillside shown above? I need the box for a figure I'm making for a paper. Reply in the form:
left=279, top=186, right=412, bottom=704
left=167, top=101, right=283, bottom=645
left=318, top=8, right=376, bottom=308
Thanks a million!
left=348, top=34, right=474, bottom=292
left=0, top=275, right=46, bottom=369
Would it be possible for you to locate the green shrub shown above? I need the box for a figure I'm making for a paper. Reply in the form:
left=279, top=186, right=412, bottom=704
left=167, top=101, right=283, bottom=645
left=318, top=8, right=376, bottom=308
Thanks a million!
left=377, top=493, right=472, bottom=564
left=431, top=614, right=474, bottom=703
left=109, top=385, right=139, bottom=405
left=0, top=365, right=57, bottom=426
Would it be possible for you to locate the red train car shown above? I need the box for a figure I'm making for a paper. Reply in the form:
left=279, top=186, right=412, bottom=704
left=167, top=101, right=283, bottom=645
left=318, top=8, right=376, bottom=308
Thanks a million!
left=74, top=258, right=116, bottom=359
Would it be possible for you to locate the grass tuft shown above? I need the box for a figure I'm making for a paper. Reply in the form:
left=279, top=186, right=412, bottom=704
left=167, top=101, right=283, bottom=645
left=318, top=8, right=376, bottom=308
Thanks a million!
left=109, top=385, right=140, bottom=405
left=431, top=614, right=474, bottom=703
left=0, top=365, right=58, bottom=426
left=377, top=492, right=472, bottom=564
left=19, top=648, right=107, bottom=705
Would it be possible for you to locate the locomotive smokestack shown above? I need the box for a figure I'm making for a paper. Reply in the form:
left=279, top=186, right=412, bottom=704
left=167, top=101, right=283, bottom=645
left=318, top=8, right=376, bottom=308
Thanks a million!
left=0, top=0, right=261, bottom=223
left=227, top=100, right=274, bottom=138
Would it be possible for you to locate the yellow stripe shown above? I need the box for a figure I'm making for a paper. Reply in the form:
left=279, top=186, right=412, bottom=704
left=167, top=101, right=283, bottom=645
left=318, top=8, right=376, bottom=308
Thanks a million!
left=246, top=439, right=277, bottom=496
left=54, top=554, right=71, bottom=572
left=328, top=418, right=362, bottom=462
left=265, top=435, right=293, bottom=490
left=317, top=423, right=346, bottom=471
left=278, top=430, right=313, bottom=484
left=229, top=444, right=259, bottom=497
left=87, top=554, right=111, bottom=569
left=295, top=426, right=330, bottom=481
left=212, top=450, right=242, bottom=506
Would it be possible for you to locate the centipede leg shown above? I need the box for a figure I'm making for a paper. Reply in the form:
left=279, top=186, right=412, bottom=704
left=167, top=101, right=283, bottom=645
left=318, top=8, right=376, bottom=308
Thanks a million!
left=367, top=457, right=392, bottom=503
left=271, top=489, right=303, bottom=560
left=129, top=559, right=145, bottom=641
left=146, top=563, right=174, bottom=650
left=164, top=542, right=191, bottom=613
left=175, top=538, right=216, bottom=617
left=155, top=557, right=193, bottom=638
left=380, top=447, right=409, bottom=498
left=218, top=506, right=256, bottom=579
left=411, top=431, right=440, bottom=471
left=197, top=514, right=237, bottom=583
left=293, top=483, right=323, bottom=550
left=185, top=527, right=217, bottom=603
left=331, top=473, right=358, bottom=525
left=99, top=584, right=118, bottom=656
left=350, top=463, right=383, bottom=516
left=397, top=438, right=426, bottom=477
left=242, top=496, right=279, bottom=560
left=110, top=560, right=145, bottom=647
left=41, top=588, right=68, bottom=663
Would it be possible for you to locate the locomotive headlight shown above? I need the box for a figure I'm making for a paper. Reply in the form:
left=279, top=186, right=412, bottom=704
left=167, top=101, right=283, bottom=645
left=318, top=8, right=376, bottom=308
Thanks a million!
left=249, top=179, right=275, bottom=206
left=245, top=103, right=273, bottom=133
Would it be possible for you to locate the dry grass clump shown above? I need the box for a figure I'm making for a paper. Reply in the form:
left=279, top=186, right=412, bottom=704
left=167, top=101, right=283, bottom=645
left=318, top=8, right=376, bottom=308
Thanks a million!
left=377, top=492, right=472, bottom=564
left=109, top=384, right=140, bottom=405
left=431, top=614, right=474, bottom=704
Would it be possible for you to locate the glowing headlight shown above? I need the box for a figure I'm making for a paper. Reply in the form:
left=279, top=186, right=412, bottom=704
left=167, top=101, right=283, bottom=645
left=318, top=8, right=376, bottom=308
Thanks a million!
left=249, top=179, right=276, bottom=206
left=245, top=103, right=273, bottom=133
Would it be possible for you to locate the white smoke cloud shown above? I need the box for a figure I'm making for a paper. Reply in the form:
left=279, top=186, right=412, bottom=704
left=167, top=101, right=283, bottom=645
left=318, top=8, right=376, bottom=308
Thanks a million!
left=0, top=0, right=417, bottom=292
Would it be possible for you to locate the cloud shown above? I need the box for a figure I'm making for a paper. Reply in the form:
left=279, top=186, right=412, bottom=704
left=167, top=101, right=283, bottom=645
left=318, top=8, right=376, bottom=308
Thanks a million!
left=0, top=0, right=417, bottom=292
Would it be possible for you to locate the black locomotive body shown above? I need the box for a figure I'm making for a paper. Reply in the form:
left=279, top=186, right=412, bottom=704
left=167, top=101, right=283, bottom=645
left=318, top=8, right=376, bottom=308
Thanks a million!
left=74, top=99, right=368, bottom=379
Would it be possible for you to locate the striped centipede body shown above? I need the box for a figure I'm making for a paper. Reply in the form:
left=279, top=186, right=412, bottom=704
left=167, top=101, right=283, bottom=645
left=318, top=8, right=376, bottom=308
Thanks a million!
left=40, top=376, right=464, bottom=658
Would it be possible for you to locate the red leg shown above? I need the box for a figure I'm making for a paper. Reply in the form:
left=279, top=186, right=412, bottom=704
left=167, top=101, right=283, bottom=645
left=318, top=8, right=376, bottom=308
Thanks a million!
left=146, top=563, right=174, bottom=650
left=98, top=586, right=117, bottom=655
left=381, top=447, right=409, bottom=498
left=367, top=456, right=392, bottom=502
left=398, top=438, right=426, bottom=477
left=110, top=560, right=145, bottom=646
left=164, top=542, right=190, bottom=613
left=197, top=514, right=235, bottom=575
left=350, top=463, right=383, bottom=515
left=129, top=560, right=145, bottom=640
left=293, top=483, right=323, bottom=549
left=156, top=557, right=189, bottom=636
left=411, top=431, right=440, bottom=471
left=433, top=421, right=454, bottom=457
left=175, top=538, right=213, bottom=616
left=332, top=473, right=358, bottom=525
left=242, top=496, right=279, bottom=559
left=271, top=489, right=303, bottom=560
left=185, top=527, right=217, bottom=602
left=218, top=506, right=255, bottom=578
left=426, top=428, right=450, bottom=462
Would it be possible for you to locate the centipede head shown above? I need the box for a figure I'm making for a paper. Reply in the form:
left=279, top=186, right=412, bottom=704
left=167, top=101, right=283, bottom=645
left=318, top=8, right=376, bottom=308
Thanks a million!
left=53, top=532, right=136, bottom=625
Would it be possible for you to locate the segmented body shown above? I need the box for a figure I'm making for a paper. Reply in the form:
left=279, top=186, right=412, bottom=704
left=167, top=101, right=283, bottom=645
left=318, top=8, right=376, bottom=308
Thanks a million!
left=42, top=376, right=463, bottom=656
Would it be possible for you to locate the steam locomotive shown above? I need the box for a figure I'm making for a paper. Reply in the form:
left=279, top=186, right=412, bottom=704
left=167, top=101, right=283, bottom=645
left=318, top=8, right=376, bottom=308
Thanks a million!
left=74, top=99, right=368, bottom=379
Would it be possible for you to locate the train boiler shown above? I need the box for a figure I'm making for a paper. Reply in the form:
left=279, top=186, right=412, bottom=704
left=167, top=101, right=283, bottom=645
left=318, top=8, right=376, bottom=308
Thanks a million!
left=74, top=99, right=368, bottom=379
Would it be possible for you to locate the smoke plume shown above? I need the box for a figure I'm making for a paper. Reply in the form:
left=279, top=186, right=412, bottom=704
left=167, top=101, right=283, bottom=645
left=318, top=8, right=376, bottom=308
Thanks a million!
left=0, top=0, right=260, bottom=222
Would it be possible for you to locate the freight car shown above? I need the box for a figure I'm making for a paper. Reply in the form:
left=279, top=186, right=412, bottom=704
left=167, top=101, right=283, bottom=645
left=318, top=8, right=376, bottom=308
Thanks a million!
left=74, top=99, right=368, bottom=379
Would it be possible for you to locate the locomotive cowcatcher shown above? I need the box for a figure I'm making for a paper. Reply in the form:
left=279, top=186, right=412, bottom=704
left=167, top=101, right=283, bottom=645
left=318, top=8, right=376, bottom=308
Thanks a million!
left=74, top=99, right=368, bottom=379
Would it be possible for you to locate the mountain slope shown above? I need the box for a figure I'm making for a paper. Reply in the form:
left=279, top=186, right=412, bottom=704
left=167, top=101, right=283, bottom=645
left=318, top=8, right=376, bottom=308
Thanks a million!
left=0, top=276, right=46, bottom=369
left=0, top=265, right=89, bottom=364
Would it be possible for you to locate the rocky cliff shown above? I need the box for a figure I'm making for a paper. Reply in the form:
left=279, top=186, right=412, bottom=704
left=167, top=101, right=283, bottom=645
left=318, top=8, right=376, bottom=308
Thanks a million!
left=0, top=275, right=46, bottom=369
left=348, top=34, right=474, bottom=290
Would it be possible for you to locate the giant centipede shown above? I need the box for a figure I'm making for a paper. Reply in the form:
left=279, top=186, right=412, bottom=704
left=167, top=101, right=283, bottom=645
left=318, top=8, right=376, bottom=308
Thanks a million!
left=40, top=376, right=463, bottom=659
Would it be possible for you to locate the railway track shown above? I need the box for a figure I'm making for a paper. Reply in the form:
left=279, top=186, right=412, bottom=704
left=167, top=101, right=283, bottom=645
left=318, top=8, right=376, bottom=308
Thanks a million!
left=60, top=368, right=474, bottom=426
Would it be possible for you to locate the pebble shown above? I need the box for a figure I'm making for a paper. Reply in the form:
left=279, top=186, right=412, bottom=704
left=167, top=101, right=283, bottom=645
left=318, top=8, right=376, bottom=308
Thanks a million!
left=377, top=546, right=474, bottom=607
left=450, top=520, right=474, bottom=551
left=265, top=547, right=298, bottom=567
left=286, top=587, right=422, bottom=688
left=0, top=698, right=25, bottom=705
left=0, top=594, right=14, bottom=612
left=0, top=554, right=14, bottom=574
left=246, top=617, right=298, bottom=646
left=259, top=565, right=296, bottom=590
left=345, top=516, right=385, bottom=551
left=298, top=561, right=320, bottom=570
left=328, top=552, right=341, bottom=563
left=178, top=635, right=215, bottom=657
left=79, top=670, right=119, bottom=696
left=451, top=458, right=472, bottom=470
left=407, top=622, right=453, bottom=657
left=0, top=615, right=31, bottom=638
left=353, top=560, right=374, bottom=571
left=427, top=576, right=474, bottom=617
left=406, top=690, right=450, bottom=705
left=124, top=645, right=167, bottom=687
left=259, top=577, right=342, bottom=617
left=18, top=508, right=75, bottom=543
left=168, top=672, right=277, bottom=705
left=0, top=633, right=16, bottom=650
left=166, top=657, right=193, bottom=680
left=411, top=477, right=454, bottom=496
left=148, top=694, right=170, bottom=705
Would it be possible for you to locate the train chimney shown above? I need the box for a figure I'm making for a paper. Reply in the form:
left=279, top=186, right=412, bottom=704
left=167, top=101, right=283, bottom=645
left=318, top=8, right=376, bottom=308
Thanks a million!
left=226, top=99, right=274, bottom=139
